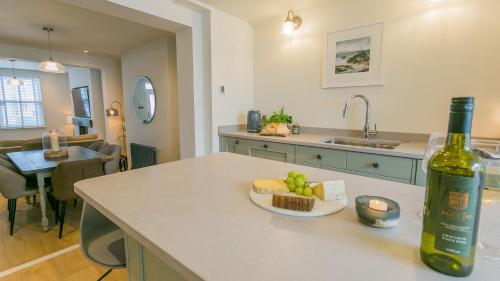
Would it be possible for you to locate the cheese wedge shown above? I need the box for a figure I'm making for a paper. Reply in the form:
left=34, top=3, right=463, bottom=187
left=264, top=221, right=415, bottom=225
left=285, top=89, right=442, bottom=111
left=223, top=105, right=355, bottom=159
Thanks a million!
left=253, top=179, right=289, bottom=194
left=313, top=180, right=346, bottom=201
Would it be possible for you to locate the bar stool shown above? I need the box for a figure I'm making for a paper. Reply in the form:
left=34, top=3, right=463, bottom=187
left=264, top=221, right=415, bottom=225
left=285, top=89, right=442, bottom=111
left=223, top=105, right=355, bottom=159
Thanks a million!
left=80, top=202, right=126, bottom=280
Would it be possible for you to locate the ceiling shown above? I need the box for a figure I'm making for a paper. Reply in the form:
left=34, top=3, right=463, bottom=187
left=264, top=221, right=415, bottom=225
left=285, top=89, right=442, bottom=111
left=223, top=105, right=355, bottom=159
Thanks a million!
left=199, top=0, right=329, bottom=24
left=0, top=0, right=172, bottom=57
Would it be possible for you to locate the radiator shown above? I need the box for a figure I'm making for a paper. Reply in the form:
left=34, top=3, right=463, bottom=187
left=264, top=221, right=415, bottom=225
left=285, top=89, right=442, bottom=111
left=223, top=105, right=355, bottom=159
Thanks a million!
left=130, top=143, right=157, bottom=169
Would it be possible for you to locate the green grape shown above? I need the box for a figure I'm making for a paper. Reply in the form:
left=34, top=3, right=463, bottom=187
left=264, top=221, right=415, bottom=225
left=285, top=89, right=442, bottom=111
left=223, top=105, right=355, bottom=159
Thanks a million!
left=286, top=177, right=294, bottom=185
left=303, top=187, right=313, bottom=197
left=294, top=177, right=305, bottom=188
left=288, top=182, right=296, bottom=192
left=288, top=171, right=298, bottom=179
left=295, top=187, right=304, bottom=195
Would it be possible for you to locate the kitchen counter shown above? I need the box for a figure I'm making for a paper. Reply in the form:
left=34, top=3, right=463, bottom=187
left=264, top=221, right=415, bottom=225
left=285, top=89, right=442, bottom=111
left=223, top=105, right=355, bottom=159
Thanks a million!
left=219, top=126, right=428, bottom=159
left=75, top=153, right=500, bottom=281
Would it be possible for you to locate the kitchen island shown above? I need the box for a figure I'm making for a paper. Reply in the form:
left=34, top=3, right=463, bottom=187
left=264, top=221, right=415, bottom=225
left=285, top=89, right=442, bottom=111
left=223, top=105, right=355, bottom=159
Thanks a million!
left=75, top=153, right=500, bottom=281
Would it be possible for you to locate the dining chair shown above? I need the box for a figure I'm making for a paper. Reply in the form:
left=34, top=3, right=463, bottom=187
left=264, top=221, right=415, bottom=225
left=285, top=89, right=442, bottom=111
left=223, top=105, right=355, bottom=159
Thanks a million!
left=51, top=158, right=104, bottom=239
left=0, top=165, right=49, bottom=235
left=0, top=158, right=16, bottom=171
left=99, top=144, right=122, bottom=175
left=21, top=141, right=43, bottom=151
left=88, top=141, right=106, bottom=152
left=80, top=202, right=126, bottom=280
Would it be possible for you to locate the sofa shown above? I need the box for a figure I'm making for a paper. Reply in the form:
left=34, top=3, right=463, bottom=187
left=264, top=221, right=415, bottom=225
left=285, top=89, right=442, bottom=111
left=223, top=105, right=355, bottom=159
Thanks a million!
left=0, top=134, right=104, bottom=154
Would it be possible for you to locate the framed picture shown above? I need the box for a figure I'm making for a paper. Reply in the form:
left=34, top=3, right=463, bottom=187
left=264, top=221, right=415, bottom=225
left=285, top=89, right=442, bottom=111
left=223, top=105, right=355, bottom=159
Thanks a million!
left=323, top=23, right=384, bottom=88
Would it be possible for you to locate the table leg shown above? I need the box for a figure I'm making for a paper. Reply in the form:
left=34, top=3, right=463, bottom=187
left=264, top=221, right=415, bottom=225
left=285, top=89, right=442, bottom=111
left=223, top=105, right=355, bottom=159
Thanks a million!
left=36, top=173, right=49, bottom=232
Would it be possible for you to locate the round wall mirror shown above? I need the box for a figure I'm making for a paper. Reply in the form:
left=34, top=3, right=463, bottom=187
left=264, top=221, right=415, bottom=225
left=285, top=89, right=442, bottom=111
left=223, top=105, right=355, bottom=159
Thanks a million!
left=132, top=76, right=156, bottom=124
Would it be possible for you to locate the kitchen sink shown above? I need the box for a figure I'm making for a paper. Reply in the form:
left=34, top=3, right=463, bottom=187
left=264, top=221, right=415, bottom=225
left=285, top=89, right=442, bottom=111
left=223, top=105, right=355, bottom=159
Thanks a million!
left=323, top=137, right=401, bottom=150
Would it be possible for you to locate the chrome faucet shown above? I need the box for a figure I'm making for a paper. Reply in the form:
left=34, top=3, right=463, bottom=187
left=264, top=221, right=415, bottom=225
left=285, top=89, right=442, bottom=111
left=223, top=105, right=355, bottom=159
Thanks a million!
left=342, top=94, right=377, bottom=139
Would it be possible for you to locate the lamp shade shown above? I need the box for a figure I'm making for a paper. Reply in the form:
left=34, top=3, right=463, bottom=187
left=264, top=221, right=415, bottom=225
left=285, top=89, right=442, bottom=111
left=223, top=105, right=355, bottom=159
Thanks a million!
left=106, top=108, right=119, bottom=116
left=39, top=60, right=66, bottom=73
left=282, top=20, right=295, bottom=35
left=6, top=78, right=23, bottom=86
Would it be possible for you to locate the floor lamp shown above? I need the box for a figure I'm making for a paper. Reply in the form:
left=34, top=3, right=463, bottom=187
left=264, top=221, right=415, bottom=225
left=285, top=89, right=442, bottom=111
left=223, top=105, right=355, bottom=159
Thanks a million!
left=106, top=101, right=127, bottom=155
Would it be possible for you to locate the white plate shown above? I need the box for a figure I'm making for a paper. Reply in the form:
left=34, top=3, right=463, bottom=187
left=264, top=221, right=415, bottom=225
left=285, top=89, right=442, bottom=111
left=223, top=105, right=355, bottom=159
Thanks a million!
left=249, top=188, right=347, bottom=217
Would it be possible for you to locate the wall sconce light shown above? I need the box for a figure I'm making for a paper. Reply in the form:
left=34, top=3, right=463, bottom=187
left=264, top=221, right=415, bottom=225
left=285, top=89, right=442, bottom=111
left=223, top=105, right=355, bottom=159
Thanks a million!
left=106, top=107, right=119, bottom=116
left=282, top=10, right=302, bottom=35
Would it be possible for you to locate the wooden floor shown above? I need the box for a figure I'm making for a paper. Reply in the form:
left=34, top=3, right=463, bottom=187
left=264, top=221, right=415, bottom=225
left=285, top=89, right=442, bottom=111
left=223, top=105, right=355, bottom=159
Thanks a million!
left=0, top=196, right=127, bottom=280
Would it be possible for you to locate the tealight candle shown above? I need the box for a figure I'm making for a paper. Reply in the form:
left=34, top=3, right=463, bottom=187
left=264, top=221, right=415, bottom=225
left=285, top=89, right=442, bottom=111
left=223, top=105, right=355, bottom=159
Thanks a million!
left=355, top=196, right=401, bottom=228
left=368, top=199, right=388, bottom=211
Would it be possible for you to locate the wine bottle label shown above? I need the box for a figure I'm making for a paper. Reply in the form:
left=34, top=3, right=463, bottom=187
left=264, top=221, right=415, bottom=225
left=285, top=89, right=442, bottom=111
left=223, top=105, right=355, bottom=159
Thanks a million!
left=433, top=173, right=480, bottom=257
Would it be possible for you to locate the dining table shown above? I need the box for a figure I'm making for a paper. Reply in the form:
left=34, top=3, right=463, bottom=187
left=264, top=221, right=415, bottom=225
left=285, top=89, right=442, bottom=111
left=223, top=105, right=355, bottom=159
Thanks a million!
left=7, top=146, right=112, bottom=231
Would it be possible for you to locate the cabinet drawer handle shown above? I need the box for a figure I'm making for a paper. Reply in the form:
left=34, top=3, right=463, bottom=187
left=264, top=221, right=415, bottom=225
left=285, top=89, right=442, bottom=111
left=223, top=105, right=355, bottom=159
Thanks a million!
left=235, top=140, right=239, bottom=145
left=317, top=154, right=322, bottom=160
left=263, top=144, right=268, bottom=149
left=372, top=162, right=379, bottom=168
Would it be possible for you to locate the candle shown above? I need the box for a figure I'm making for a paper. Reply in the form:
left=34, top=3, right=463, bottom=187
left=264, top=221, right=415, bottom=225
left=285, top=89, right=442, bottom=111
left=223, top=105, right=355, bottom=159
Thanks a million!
left=48, top=130, right=60, bottom=152
left=368, top=199, right=388, bottom=211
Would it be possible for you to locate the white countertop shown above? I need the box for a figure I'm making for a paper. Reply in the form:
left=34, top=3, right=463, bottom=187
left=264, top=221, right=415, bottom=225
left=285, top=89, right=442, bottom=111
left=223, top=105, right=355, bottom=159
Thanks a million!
left=75, top=153, right=500, bottom=281
left=219, top=130, right=428, bottom=159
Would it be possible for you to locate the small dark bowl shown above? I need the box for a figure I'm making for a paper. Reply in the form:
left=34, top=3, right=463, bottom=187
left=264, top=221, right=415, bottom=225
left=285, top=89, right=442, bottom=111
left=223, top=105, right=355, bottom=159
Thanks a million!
left=355, top=195, right=400, bottom=228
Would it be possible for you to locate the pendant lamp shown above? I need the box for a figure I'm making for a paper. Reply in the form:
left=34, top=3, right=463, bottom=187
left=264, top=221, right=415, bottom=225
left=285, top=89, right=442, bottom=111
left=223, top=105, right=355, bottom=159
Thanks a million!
left=6, top=59, right=23, bottom=86
left=39, top=27, right=65, bottom=73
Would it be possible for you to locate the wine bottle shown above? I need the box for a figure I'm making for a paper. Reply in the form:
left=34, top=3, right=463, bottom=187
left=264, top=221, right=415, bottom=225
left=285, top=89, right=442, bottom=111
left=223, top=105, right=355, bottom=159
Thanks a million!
left=420, top=97, right=485, bottom=277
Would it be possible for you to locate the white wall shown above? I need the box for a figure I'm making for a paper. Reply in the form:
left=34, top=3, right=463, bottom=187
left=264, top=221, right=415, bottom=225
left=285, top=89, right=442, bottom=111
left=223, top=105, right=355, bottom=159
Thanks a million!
left=63, top=0, right=255, bottom=157
left=0, top=68, right=73, bottom=140
left=66, top=66, right=106, bottom=138
left=90, top=69, right=106, bottom=139
left=121, top=37, right=180, bottom=164
left=210, top=8, right=254, bottom=152
left=254, top=0, right=500, bottom=138
left=0, top=42, right=124, bottom=143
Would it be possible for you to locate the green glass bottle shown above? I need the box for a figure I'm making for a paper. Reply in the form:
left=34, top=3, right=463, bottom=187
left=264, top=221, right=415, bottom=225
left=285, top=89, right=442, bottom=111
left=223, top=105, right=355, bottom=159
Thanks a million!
left=420, top=97, right=485, bottom=277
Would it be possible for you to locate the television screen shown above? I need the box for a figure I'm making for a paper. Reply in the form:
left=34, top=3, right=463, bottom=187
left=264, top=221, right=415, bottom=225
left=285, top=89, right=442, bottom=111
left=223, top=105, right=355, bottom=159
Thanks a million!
left=71, top=86, right=91, bottom=118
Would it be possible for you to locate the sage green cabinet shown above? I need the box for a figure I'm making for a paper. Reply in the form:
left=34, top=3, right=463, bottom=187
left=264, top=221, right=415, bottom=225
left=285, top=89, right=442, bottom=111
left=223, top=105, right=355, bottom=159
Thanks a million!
left=219, top=137, right=247, bottom=155
left=125, top=234, right=188, bottom=281
left=219, top=136, right=422, bottom=186
left=240, top=139, right=296, bottom=163
left=125, top=234, right=143, bottom=281
left=346, top=152, right=413, bottom=182
left=297, top=146, right=346, bottom=170
left=415, top=159, right=427, bottom=187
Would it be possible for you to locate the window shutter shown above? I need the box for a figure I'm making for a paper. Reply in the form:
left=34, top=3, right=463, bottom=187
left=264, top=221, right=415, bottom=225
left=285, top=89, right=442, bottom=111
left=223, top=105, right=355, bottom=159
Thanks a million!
left=0, top=76, right=45, bottom=128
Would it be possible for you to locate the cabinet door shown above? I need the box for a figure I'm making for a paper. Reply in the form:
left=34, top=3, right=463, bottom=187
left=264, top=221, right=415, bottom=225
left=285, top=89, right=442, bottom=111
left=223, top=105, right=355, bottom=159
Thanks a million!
left=346, top=151, right=413, bottom=181
left=219, top=137, right=246, bottom=155
left=297, top=146, right=347, bottom=170
left=125, top=234, right=143, bottom=281
left=125, top=234, right=189, bottom=281
left=415, top=159, right=427, bottom=187
left=244, top=139, right=296, bottom=163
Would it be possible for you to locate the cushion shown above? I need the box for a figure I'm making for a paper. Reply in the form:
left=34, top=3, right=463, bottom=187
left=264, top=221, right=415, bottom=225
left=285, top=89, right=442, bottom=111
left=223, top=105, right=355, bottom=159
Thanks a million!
left=86, top=229, right=125, bottom=267
left=0, top=140, right=26, bottom=147
left=66, top=134, right=98, bottom=142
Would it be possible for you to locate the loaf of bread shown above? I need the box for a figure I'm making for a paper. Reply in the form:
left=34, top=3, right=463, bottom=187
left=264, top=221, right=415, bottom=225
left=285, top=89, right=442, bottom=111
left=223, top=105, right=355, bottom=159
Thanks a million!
left=272, top=193, right=315, bottom=212
left=260, top=123, right=290, bottom=137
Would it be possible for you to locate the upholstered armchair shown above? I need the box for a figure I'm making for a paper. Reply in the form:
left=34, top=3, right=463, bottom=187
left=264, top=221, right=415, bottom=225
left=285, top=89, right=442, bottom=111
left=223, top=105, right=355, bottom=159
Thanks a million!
left=51, top=158, right=104, bottom=239
left=0, top=165, right=49, bottom=235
